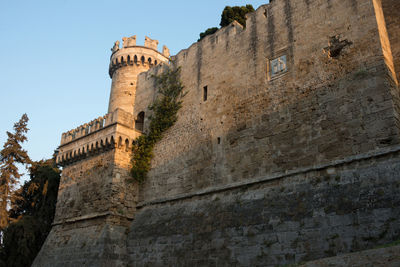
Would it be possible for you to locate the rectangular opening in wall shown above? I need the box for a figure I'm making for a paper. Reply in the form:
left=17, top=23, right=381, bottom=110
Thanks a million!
left=203, top=86, right=208, bottom=101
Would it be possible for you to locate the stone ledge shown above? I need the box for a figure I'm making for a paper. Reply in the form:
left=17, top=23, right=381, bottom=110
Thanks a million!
left=301, top=244, right=400, bottom=267
left=53, top=211, right=134, bottom=226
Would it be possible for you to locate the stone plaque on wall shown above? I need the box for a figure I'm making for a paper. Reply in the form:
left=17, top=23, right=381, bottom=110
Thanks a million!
left=269, top=55, right=287, bottom=79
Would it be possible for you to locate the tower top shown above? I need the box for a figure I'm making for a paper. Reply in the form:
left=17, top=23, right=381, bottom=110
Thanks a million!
left=110, top=35, right=170, bottom=57
left=108, top=35, right=170, bottom=78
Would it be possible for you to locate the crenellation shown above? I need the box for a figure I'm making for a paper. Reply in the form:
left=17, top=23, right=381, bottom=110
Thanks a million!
left=57, top=108, right=142, bottom=166
left=34, top=1, right=400, bottom=266
left=122, top=35, right=137, bottom=48
left=144, top=36, right=159, bottom=50
left=162, top=45, right=170, bottom=58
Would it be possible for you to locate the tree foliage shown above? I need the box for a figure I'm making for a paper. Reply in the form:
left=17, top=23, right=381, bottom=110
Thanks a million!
left=0, top=114, right=31, bottom=233
left=198, top=4, right=255, bottom=41
left=198, top=27, right=219, bottom=41
left=130, top=67, right=185, bottom=183
left=0, top=159, right=60, bottom=267
left=220, top=5, right=255, bottom=27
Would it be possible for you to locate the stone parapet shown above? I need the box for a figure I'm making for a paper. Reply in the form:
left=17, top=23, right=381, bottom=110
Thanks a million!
left=57, top=108, right=141, bottom=166
left=108, top=37, right=170, bottom=78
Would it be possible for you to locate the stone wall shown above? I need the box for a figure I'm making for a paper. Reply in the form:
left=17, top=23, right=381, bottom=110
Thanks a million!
left=33, top=143, right=138, bottom=267
left=54, top=147, right=137, bottom=223
left=380, top=0, right=400, bottom=135
left=134, top=0, right=400, bottom=203
left=34, top=0, right=400, bottom=266
left=302, top=244, right=400, bottom=267
left=127, top=148, right=400, bottom=266
left=126, top=0, right=400, bottom=265
left=381, top=0, right=400, bottom=82
left=33, top=218, right=129, bottom=267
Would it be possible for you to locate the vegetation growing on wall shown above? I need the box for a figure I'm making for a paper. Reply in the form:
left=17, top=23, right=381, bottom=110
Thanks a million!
left=130, top=67, right=185, bottom=183
left=198, top=4, right=255, bottom=41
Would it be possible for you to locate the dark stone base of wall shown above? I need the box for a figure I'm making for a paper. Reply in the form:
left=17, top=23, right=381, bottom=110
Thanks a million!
left=32, top=217, right=129, bottom=267
left=32, top=149, right=400, bottom=266
left=302, top=244, right=400, bottom=267
left=127, top=149, right=400, bottom=266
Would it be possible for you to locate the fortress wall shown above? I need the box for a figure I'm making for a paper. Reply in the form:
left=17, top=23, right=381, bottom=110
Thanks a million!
left=54, top=108, right=140, bottom=223
left=33, top=218, right=130, bottom=267
left=128, top=147, right=400, bottom=266
left=54, top=147, right=137, bottom=223
left=134, top=0, right=399, bottom=203
left=34, top=1, right=400, bottom=266
left=381, top=0, right=400, bottom=82
left=33, top=145, right=138, bottom=267
left=380, top=0, right=400, bottom=134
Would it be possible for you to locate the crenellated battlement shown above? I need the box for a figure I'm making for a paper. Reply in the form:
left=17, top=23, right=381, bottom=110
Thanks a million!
left=57, top=108, right=140, bottom=166
left=60, top=114, right=112, bottom=146
left=108, top=36, right=170, bottom=78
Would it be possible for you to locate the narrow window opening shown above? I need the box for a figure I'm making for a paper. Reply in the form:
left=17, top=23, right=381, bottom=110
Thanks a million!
left=135, top=112, right=145, bottom=132
left=141, top=56, right=145, bottom=64
left=203, top=86, right=208, bottom=101
left=217, top=137, right=221, bottom=144
left=125, top=139, right=129, bottom=152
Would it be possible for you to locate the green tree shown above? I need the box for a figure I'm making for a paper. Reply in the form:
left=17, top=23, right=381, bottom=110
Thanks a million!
left=0, top=159, right=60, bottom=267
left=198, top=5, right=255, bottom=41
left=220, top=5, right=255, bottom=27
left=0, top=114, right=31, bottom=235
left=198, top=27, right=219, bottom=41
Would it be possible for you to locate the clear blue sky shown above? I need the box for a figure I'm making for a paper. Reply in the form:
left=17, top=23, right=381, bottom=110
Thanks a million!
left=0, top=0, right=269, bottom=166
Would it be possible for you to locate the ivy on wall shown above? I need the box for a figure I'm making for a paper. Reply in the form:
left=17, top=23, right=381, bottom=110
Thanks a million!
left=130, top=67, right=185, bottom=183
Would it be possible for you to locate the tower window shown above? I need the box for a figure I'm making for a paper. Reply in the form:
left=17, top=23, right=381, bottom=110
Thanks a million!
left=135, top=112, right=145, bottom=132
left=203, top=86, right=208, bottom=101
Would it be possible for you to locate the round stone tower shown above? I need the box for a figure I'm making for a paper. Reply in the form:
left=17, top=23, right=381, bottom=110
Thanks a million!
left=108, top=35, right=170, bottom=114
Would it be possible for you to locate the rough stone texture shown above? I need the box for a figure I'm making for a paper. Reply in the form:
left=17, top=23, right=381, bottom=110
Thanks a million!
left=33, top=218, right=129, bottom=267
left=381, top=0, right=400, bottom=83
left=127, top=150, right=400, bottom=266
left=33, top=40, right=160, bottom=266
left=135, top=0, right=400, bottom=203
left=302, top=245, right=400, bottom=267
left=33, top=142, right=138, bottom=266
left=380, top=0, right=400, bottom=135
left=34, top=0, right=400, bottom=266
